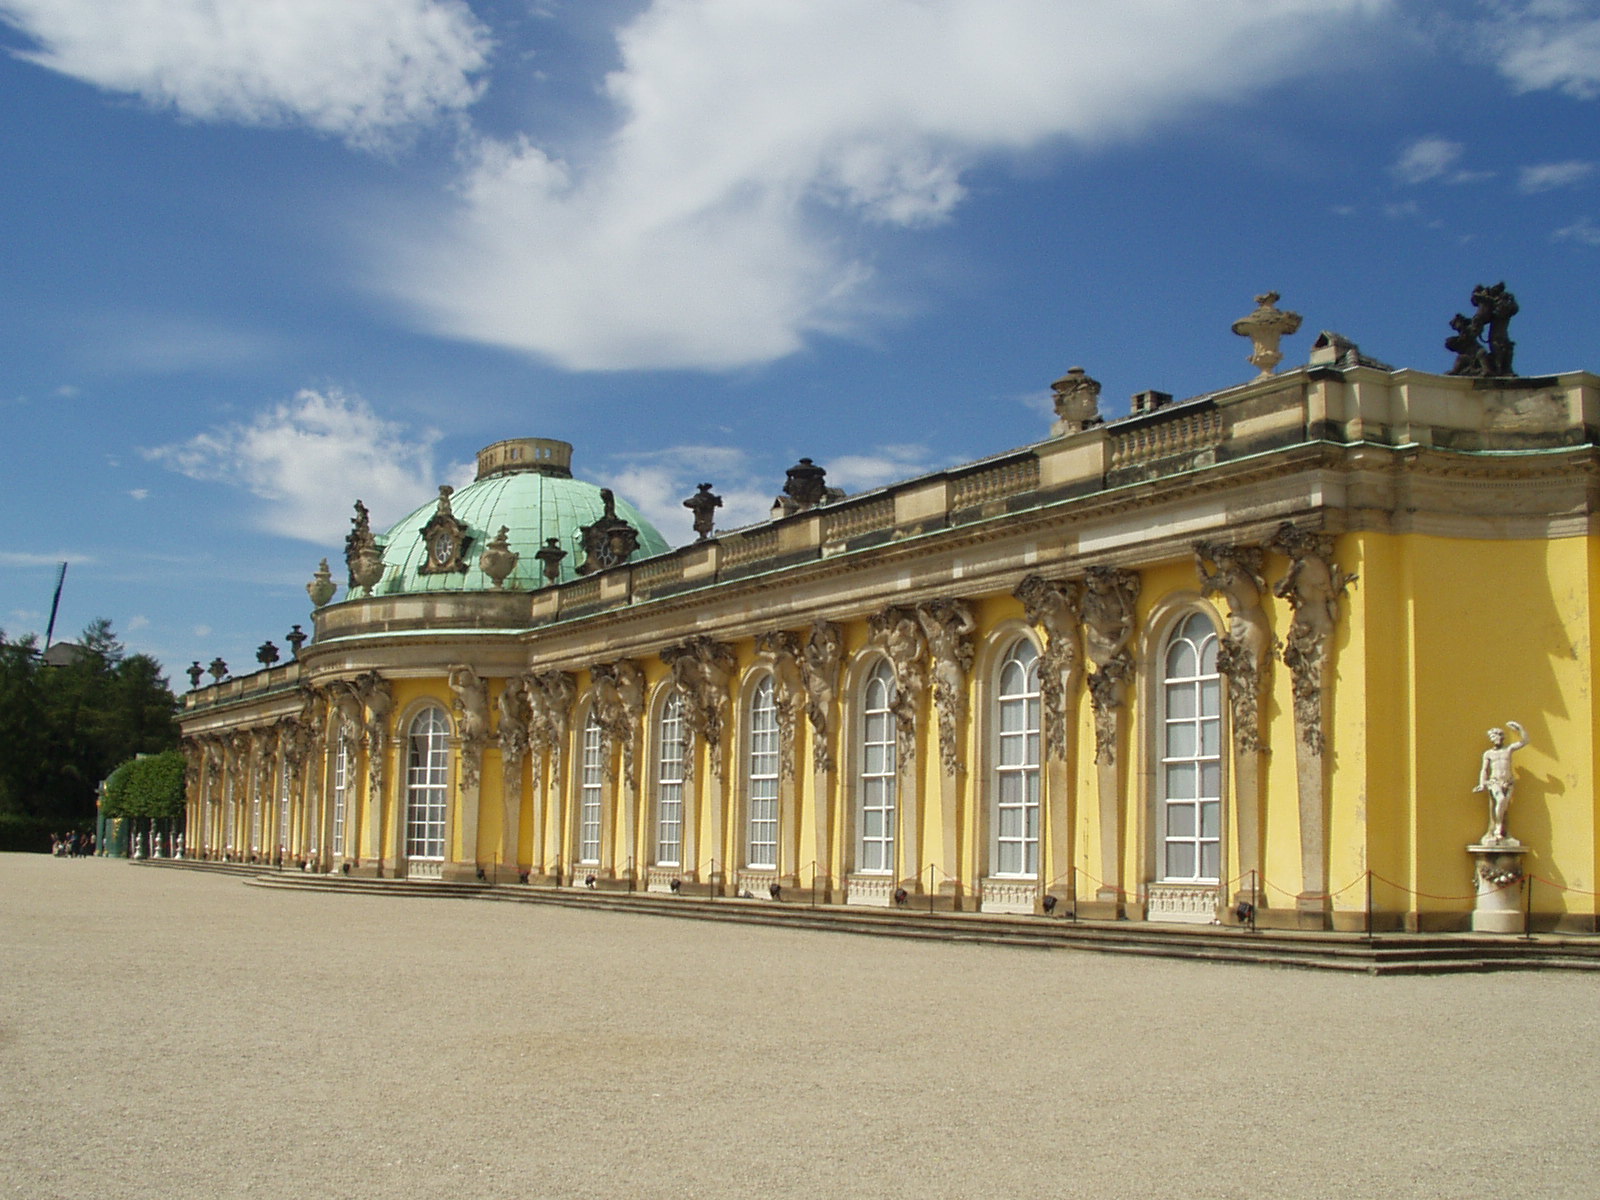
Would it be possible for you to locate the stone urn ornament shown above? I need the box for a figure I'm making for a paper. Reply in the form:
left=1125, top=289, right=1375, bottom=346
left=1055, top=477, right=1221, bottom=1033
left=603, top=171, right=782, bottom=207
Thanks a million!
left=1231, top=292, right=1303, bottom=379
left=478, top=526, right=519, bottom=588
left=306, top=559, right=337, bottom=608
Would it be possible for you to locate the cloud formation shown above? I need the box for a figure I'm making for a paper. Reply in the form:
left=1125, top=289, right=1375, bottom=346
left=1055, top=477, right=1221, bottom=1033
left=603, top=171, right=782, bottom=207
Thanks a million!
left=0, top=0, right=490, bottom=147
left=1519, top=159, right=1595, bottom=192
left=144, top=388, right=470, bottom=543
left=1489, top=2, right=1600, bottom=99
left=387, top=0, right=1390, bottom=370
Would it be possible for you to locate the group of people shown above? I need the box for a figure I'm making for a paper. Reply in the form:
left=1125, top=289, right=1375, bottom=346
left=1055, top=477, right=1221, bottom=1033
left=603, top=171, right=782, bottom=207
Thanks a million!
left=50, top=831, right=96, bottom=857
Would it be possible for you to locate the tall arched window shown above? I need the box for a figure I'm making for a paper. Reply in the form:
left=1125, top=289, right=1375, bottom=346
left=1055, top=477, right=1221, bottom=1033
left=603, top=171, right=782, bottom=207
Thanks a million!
left=330, top=735, right=349, bottom=858
left=278, top=759, right=292, bottom=855
left=578, top=709, right=604, bottom=865
left=993, top=638, right=1042, bottom=878
left=858, top=660, right=897, bottom=874
left=654, top=692, right=687, bottom=867
left=405, top=707, right=450, bottom=862
left=746, top=675, right=779, bottom=869
left=1160, top=613, right=1222, bottom=882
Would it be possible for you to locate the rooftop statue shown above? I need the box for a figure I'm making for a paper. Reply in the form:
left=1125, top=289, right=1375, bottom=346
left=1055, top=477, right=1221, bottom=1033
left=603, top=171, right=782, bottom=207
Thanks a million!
left=1446, top=282, right=1518, bottom=377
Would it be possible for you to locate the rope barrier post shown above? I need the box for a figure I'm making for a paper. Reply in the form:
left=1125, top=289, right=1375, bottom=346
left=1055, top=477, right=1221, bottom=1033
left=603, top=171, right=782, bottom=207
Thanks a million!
left=1365, top=869, right=1373, bottom=943
left=928, top=863, right=935, bottom=914
left=1250, top=868, right=1258, bottom=933
left=1523, top=873, right=1534, bottom=941
left=1069, top=866, right=1078, bottom=923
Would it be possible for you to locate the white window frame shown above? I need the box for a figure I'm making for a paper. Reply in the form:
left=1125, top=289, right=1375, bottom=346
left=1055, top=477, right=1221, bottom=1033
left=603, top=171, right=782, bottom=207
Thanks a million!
left=578, top=710, right=603, bottom=865
left=857, top=660, right=897, bottom=875
left=330, top=735, right=349, bottom=858
left=654, top=692, right=686, bottom=867
left=405, top=708, right=450, bottom=861
left=1159, top=612, right=1222, bottom=883
left=746, top=675, right=779, bottom=869
left=277, top=757, right=292, bottom=854
left=992, top=638, right=1042, bottom=878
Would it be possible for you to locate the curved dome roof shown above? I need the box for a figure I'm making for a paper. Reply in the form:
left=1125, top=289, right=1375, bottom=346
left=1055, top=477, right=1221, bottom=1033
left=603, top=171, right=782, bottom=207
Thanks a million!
left=362, top=438, right=672, bottom=597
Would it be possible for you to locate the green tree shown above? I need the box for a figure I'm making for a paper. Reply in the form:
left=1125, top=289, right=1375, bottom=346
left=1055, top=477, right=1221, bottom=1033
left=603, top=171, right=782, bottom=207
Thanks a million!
left=0, top=620, right=179, bottom=841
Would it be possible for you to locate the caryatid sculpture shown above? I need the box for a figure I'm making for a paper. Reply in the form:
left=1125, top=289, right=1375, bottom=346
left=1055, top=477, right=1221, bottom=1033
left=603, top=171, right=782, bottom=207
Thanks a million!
left=916, top=599, right=977, bottom=777
left=800, top=621, right=843, bottom=774
left=448, top=665, right=491, bottom=789
left=1474, top=721, right=1528, bottom=844
left=868, top=607, right=928, bottom=763
left=1195, top=541, right=1273, bottom=753
left=1013, top=574, right=1083, bottom=760
left=1081, top=566, right=1140, bottom=765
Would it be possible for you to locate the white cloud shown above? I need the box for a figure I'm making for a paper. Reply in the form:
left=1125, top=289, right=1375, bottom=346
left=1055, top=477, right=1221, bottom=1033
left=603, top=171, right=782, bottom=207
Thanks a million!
left=54, top=384, right=80, bottom=399
left=1554, top=215, right=1600, bottom=245
left=143, top=387, right=470, bottom=543
left=385, top=0, right=1391, bottom=371
left=128, top=489, right=150, bottom=501
left=0, top=551, right=95, bottom=567
left=1487, top=3, right=1600, bottom=99
left=127, top=615, right=150, bottom=631
left=193, top=624, right=212, bottom=638
left=1391, top=137, right=1463, bottom=184
left=826, top=445, right=936, bottom=492
left=1519, top=159, right=1595, bottom=192
left=0, top=0, right=490, bottom=148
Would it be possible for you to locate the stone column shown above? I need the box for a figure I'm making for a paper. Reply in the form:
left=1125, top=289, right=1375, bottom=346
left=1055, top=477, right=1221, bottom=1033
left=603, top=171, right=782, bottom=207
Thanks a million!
left=494, top=678, right=530, bottom=883
left=1268, top=523, right=1355, bottom=929
left=1081, top=566, right=1140, bottom=918
left=445, top=666, right=490, bottom=881
left=1015, top=576, right=1084, bottom=906
left=800, top=622, right=843, bottom=901
left=917, top=599, right=975, bottom=906
left=1196, top=542, right=1273, bottom=915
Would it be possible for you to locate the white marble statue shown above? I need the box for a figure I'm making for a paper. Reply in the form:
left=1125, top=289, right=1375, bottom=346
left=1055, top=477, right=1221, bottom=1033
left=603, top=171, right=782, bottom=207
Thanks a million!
left=1474, top=720, right=1527, bottom=844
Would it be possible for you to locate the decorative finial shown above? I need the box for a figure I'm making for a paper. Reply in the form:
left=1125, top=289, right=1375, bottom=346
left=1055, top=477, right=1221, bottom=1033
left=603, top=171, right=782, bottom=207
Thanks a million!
left=535, top=536, right=568, bottom=585
left=186, top=661, right=204, bottom=690
left=256, top=641, right=280, bottom=667
left=1049, top=366, right=1102, bottom=436
left=684, top=482, right=723, bottom=541
left=478, top=525, right=519, bottom=589
left=206, top=657, right=228, bottom=684
left=285, top=625, right=307, bottom=658
left=1231, top=291, right=1303, bottom=379
left=307, top=558, right=337, bottom=608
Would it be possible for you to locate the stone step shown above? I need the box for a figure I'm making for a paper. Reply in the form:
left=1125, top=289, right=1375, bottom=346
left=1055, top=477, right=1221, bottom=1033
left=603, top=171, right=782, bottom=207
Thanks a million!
left=230, top=871, right=1600, bottom=974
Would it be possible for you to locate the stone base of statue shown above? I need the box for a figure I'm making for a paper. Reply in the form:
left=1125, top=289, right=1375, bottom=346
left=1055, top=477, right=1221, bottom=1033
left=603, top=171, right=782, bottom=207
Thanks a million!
left=1468, top=840, right=1527, bottom=933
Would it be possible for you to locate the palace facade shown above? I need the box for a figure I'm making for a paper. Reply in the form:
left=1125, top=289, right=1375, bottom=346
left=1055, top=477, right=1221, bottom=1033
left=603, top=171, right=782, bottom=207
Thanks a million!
left=177, top=321, right=1600, bottom=932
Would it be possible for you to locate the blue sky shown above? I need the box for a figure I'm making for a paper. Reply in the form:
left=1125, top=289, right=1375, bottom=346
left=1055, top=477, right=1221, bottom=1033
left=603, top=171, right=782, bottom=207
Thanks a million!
left=3, top=0, right=1599, bottom=685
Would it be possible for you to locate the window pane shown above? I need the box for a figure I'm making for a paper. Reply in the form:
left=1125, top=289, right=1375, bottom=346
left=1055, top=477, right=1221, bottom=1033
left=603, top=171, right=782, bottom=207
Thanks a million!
left=1168, top=803, right=1196, bottom=838
left=1166, top=842, right=1196, bottom=879
left=1200, top=800, right=1220, bottom=838
left=1166, top=722, right=1196, bottom=758
left=1168, top=684, right=1196, bottom=718
left=1200, top=841, right=1221, bottom=880
left=1165, top=763, right=1197, bottom=799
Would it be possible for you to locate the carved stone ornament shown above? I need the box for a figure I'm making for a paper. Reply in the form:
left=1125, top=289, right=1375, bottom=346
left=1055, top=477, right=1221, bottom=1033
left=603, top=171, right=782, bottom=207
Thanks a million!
left=1195, top=541, right=1274, bottom=754
left=916, top=599, right=976, bottom=777
left=1081, top=566, right=1140, bottom=765
left=756, top=631, right=805, bottom=782
left=350, top=671, right=393, bottom=807
left=868, top=607, right=928, bottom=764
left=799, top=621, right=843, bottom=775
left=207, top=657, right=228, bottom=683
left=1014, top=575, right=1084, bottom=760
left=591, top=661, right=645, bottom=787
left=186, top=661, right=204, bottom=690
left=1267, top=523, right=1356, bottom=756
left=448, top=665, right=491, bottom=790
left=497, top=678, right=529, bottom=763
left=256, top=641, right=280, bottom=667
left=534, top=537, right=568, bottom=585
left=1231, top=291, right=1303, bottom=379
left=418, top=486, right=472, bottom=577
left=345, top=501, right=386, bottom=590
left=1446, top=281, right=1519, bottom=378
left=525, top=671, right=577, bottom=770
left=1050, top=366, right=1103, bottom=437
left=684, top=483, right=723, bottom=542
left=575, top=488, right=641, bottom=575
left=478, top=526, right=519, bottom=589
left=306, top=558, right=337, bottom=608
left=661, top=636, right=737, bottom=776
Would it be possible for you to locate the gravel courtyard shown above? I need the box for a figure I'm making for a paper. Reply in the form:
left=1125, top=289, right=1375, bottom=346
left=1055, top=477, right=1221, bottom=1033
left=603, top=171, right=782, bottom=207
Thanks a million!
left=3, top=854, right=1596, bottom=1199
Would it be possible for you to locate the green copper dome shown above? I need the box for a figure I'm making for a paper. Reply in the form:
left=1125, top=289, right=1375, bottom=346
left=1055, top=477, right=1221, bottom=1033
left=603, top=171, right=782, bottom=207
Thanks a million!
left=361, top=438, right=672, bottom=596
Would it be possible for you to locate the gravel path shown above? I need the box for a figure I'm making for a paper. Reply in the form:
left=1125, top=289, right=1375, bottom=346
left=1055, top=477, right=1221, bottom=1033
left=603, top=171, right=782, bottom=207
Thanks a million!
left=3, top=853, right=1596, bottom=1199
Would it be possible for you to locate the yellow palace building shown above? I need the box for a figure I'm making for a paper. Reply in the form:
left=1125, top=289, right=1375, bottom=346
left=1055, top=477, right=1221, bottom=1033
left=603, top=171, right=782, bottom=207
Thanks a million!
left=177, top=297, right=1600, bottom=933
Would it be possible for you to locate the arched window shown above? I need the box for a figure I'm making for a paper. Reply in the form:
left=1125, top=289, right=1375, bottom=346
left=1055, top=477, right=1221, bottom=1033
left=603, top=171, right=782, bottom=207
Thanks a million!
left=1160, top=613, right=1222, bottom=882
left=330, top=735, right=349, bottom=858
left=405, top=707, right=450, bottom=861
left=746, top=675, right=779, bottom=869
left=578, top=709, right=604, bottom=865
left=993, top=638, right=1042, bottom=878
left=858, top=660, right=897, bottom=874
left=654, top=692, right=687, bottom=866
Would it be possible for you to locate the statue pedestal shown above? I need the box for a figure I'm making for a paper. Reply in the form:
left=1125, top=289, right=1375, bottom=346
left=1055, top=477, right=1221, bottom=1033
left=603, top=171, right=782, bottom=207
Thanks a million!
left=1468, top=841, right=1527, bottom=933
